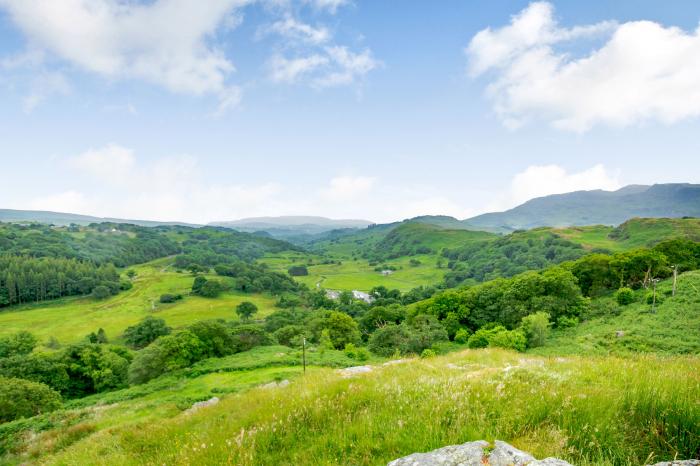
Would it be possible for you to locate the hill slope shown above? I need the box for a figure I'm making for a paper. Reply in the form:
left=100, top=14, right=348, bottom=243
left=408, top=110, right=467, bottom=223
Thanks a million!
left=466, top=183, right=700, bottom=231
left=0, top=209, right=200, bottom=228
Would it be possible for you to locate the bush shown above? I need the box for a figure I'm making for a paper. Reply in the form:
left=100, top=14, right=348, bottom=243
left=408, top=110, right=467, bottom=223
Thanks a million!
left=454, top=328, right=471, bottom=344
left=324, top=311, right=361, bottom=350
left=230, top=324, right=273, bottom=353
left=616, top=287, right=635, bottom=305
left=274, top=325, right=305, bottom=347
left=123, top=317, right=171, bottom=349
left=91, top=285, right=112, bottom=300
left=199, top=280, right=224, bottom=298
left=520, top=312, right=551, bottom=348
left=420, top=348, right=436, bottom=358
left=159, top=293, right=182, bottom=304
left=120, top=279, right=134, bottom=291
left=467, top=326, right=504, bottom=349
left=128, top=331, right=205, bottom=385
left=646, top=292, right=665, bottom=305
left=0, top=377, right=62, bottom=422
left=0, top=331, right=38, bottom=358
left=344, top=343, right=370, bottom=361
left=287, top=265, right=309, bottom=277
left=556, top=315, right=579, bottom=328
left=368, top=324, right=414, bottom=357
left=487, top=329, right=527, bottom=352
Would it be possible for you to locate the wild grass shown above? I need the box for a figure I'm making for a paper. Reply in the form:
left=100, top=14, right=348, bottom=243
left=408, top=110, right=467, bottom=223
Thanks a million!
left=0, top=259, right=277, bottom=345
left=38, top=349, right=700, bottom=466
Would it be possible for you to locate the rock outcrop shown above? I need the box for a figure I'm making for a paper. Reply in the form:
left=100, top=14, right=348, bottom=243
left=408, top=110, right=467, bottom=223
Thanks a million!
left=388, top=441, right=699, bottom=466
left=388, top=440, right=571, bottom=466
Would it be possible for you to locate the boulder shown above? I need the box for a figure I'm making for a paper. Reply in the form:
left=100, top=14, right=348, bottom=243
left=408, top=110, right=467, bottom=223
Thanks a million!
left=388, top=440, right=573, bottom=466
left=649, top=462, right=700, bottom=466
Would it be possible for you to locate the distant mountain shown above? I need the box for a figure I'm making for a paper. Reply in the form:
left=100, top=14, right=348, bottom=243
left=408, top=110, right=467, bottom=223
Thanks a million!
left=0, top=209, right=200, bottom=228
left=211, top=216, right=373, bottom=238
left=464, top=184, right=700, bottom=232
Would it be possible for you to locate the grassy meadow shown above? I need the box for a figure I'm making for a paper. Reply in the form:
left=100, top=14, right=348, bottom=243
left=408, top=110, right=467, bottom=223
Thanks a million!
left=262, top=252, right=446, bottom=292
left=0, top=258, right=277, bottom=345
left=33, top=349, right=700, bottom=466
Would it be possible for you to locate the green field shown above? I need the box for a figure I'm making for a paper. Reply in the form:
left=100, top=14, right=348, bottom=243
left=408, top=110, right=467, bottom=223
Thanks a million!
left=262, top=252, right=445, bottom=292
left=32, top=349, right=700, bottom=466
left=0, top=258, right=277, bottom=345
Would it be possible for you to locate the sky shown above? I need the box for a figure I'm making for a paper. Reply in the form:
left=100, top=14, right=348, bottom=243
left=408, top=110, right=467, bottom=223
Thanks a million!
left=1, top=0, right=700, bottom=224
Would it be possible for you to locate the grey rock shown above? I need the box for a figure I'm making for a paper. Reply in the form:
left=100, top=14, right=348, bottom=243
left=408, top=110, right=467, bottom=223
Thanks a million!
left=649, top=461, right=700, bottom=466
left=388, top=440, right=488, bottom=466
left=184, top=396, right=219, bottom=415
left=388, top=440, right=574, bottom=466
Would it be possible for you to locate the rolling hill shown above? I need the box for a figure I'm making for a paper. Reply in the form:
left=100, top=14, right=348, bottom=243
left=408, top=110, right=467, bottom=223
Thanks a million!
left=465, top=183, right=700, bottom=232
left=210, top=216, right=372, bottom=239
left=0, top=209, right=200, bottom=228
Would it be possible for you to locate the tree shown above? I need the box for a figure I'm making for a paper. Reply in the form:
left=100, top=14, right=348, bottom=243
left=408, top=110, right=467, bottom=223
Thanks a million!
left=367, top=323, right=414, bottom=357
left=0, top=377, right=62, bottom=423
left=236, top=301, right=258, bottom=321
left=123, top=316, right=172, bottom=349
left=199, top=280, right=224, bottom=298
left=324, top=311, right=360, bottom=349
left=287, top=265, right=309, bottom=276
left=0, top=331, right=38, bottom=358
left=92, top=285, right=111, bottom=300
left=520, top=312, right=551, bottom=348
left=191, top=276, right=207, bottom=295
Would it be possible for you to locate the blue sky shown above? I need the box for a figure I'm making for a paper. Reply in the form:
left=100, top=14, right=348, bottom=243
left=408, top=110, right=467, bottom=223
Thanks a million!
left=1, top=0, right=700, bottom=223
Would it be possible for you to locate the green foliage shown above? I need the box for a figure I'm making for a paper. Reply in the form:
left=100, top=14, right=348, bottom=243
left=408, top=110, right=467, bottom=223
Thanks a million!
left=324, top=311, right=360, bottom=350
left=616, top=287, right=635, bottom=305
left=556, top=315, right=579, bottom=328
left=91, top=285, right=112, bottom=300
left=0, top=255, right=119, bottom=308
left=123, top=317, right=172, bottom=349
left=454, top=328, right=470, bottom=344
left=467, top=326, right=504, bottom=349
left=215, top=262, right=298, bottom=294
left=62, top=343, right=131, bottom=397
left=367, top=315, right=448, bottom=357
left=0, top=331, right=37, bottom=358
left=420, top=348, right=436, bottom=358
left=358, top=304, right=406, bottom=337
left=520, top=312, right=551, bottom=348
left=229, top=324, right=273, bottom=353
left=443, top=231, right=585, bottom=286
left=236, top=301, right=258, bottom=321
left=129, top=330, right=205, bottom=385
left=198, top=279, right=224, bottom=298
left=273, top=325, right=305, bottom=347
left=0, top=377, right=61, bottom=423
left=287, top=265, right=309, bottom=276
left=159, top=293, right=182, bottom=303
left=343, top=343, right=370, bottom=361
left=0, top=353, right=69, bottom=394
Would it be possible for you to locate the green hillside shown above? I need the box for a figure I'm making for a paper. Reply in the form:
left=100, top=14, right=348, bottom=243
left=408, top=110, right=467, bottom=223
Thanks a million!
left=466, top=184, right=700, bottom=231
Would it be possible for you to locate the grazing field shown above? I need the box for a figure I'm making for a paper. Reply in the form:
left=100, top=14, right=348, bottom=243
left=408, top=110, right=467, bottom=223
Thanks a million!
left=0, top=258, right=277, bottom=345
left=35, top=349, right=700, bottom=466
left=262, top=253, right=445, bottom=291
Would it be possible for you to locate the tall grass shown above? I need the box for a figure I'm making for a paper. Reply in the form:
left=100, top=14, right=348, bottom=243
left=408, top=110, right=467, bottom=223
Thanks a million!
left=44, top=349, right=699, bottom=465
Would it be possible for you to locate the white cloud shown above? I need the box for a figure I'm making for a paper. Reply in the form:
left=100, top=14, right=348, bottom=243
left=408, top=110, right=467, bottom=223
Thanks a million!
left=314, top=46, right=379, bottom=87
left=466, top=1, right=700, bottom=131
left=320, top=175, right=376, bottom=201
left=0, top=0, right=247, bottom=109
left=304, top=0, right=350, bottom=14
left=265, top=16, right=331, bottom=44
left=269, top=54, right=329, bottom=83
left=485, top=164, right=621, bottom=212
left=68, top=144, right=135, bottom=184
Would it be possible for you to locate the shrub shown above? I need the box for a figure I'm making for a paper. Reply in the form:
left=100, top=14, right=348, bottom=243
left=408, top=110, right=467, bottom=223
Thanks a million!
left=344, top=343, right=370, bottom=361
left=454, top=328, right=471, bottom=344
left=441, top=312, right=462, bottom=340
left=159, top=293, right=182, bottom=304
left=274, top=325, right=305, bottom=347
left=287, top=265, right=309, bottom=277
left=128, top=331, right=205, bottom=385
left=199, top=280, right=224, bottom=298
left=487, top=329, right=527, bottom=352
left=467, top=326, right=505, bottom=349
left=520, top=312, right=551, bottom=348
left=120, top=279, right=134, bottom=291
left=557, top=315, right=579, bottom=328
left=616, top=287, right=635, bottom=305
left=230, top=324, right=273, bottom=353
left=0, top=377, right=62, bottom=422
left=0, top=353, right=70, bottom=394
left=420, top=349, right=436, bottom=358
left=91, top=285, right=112, bottom=300
left=368, top=324, right=414, bottom=357
left=0, top=331, right=38, bottom=358
left=123, top=317, right=171, bottom=349
left=188, top=320, right=237, bottom=357
left=646, top=292, right=665, bottom=305
left=62, top=343, right=131, bottom=397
